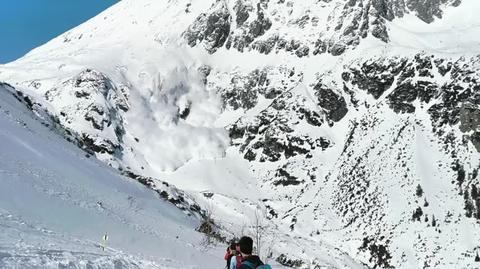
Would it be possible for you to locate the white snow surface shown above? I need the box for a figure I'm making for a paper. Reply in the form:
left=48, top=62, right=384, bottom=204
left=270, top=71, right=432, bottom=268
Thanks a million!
left=0, top=86, right=224, bottom=268
left=1, top=0, right=480, bottom=268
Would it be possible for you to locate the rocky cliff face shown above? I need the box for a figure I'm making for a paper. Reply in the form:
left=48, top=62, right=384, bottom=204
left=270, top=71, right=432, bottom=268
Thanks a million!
left=44, top=69, right=128, bottom=155
left=198, top=52, right=480, bottom=268
left=184, top=0, right=462, bottom=56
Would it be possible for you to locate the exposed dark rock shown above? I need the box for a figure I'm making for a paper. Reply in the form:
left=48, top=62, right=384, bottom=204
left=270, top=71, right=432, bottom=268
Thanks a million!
left=220, top=69, right=270, bottom=110
left=459, top=104, right=480, bottom=133
left=84, top=105, right=107, bottom=130
left=251, top=37, right=277, bottom=54
left=183, top=2, right=231, bottom=53
left=313, top=38, right=328, bottom=55
left=233, top=0, right=252, bottom=26
left=471, top=132, right=480, bottom=152
left=406, top=0, right=462, bottom=23
left=416, top=80, right=438, bottom=103
left=360, top=237, right=393, bottom=269
left=179, top=102, right=191, bottom=120
left=298, top=107, right=323, bottom=127
left=273, top=168, right=302, bottom=186
left=329, top=42, right=347, bottom=56
left=249, top=9, right=272, bottom=38
left=227, top=2, right=272, bottom=53
left=182, top=0, right=462, bottom=56
left=40, top=69, right=129, bottom=158
left=414, top=54, right=434, bottom=77
left=412, top=206, right=423, bottom=221
left=75, top=90, right=90, bottom=98
left=244, top=149, right=257, bottom=161
left=295, top=45, right=310, bottom=58
left=202, top=192, right=214, bottom=198
left=313, top=83, right=348, bottom=122
left=434, top=58, right=453, bottom=76
left=79, top=133, right=117, bottom=155
left=348, top=58, right=405, bottom=99
left=13, top=90, right=35, bottom=110
left=387, top=81, right=417, bottom=113
left=276, top=254, right=304, bottom=268
left=459, top=103, right=480, bottom=152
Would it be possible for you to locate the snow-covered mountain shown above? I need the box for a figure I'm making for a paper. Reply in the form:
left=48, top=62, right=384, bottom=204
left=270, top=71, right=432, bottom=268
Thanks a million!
left=1, top=0, right=480, bottom=268
left=0, top=82, right=226, bottom=268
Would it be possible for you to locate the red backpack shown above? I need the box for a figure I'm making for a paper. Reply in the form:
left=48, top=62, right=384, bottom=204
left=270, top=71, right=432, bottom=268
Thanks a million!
left=235, top=255, right=243, bottom=269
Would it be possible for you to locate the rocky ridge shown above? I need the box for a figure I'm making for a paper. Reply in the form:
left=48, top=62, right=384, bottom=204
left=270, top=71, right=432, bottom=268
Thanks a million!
left=185, top=0, right=462, bottom=56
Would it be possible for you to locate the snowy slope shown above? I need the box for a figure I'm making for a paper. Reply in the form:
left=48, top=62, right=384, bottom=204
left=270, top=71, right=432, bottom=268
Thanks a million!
left=1, top=0, right=480, bottom=268
left=0, top=83, right=226, bottom=268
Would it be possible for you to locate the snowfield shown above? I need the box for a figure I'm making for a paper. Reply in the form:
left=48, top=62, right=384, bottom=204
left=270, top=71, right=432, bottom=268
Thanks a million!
left=1, top=0, right=480, bottom=268
left=0, top=85, right=225, bottom=268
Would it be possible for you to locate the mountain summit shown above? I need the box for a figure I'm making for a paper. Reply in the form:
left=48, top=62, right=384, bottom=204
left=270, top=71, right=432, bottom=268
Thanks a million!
left=1, top=0, right=479, bottom=268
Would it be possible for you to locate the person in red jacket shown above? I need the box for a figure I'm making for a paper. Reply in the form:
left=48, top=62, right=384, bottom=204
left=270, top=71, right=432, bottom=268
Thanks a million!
left=224, top=242, right=237, bottom=268
left=230, top=242, right=243, bottom=269
left=225, top=241, right=244, bottom=269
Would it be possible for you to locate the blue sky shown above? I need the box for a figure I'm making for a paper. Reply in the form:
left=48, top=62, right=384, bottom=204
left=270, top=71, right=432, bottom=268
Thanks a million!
left=0, top=0, right=118, bottom=63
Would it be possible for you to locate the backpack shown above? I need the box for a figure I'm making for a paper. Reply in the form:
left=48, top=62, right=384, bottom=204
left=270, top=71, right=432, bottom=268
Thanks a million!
left=242, top=261, right=272, bottom=269
left=236, top=256, right=243, bottom=269
left=226, top=254, right=234, bottom=269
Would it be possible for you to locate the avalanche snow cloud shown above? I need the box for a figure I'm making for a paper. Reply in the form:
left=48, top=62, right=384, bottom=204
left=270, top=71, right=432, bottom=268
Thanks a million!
left=1, top=0, right=480, bottom=268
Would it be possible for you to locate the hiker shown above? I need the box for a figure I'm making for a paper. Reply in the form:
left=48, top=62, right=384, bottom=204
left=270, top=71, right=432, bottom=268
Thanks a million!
left=238, top=236, right=268, bottom=269
left=224, top=242, right=237, bottom=269
left=224, top=243, right=233, bottom=268
left=229, top=242, right=243, bottom=269
left=225, top=241, right=243, bottom=269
